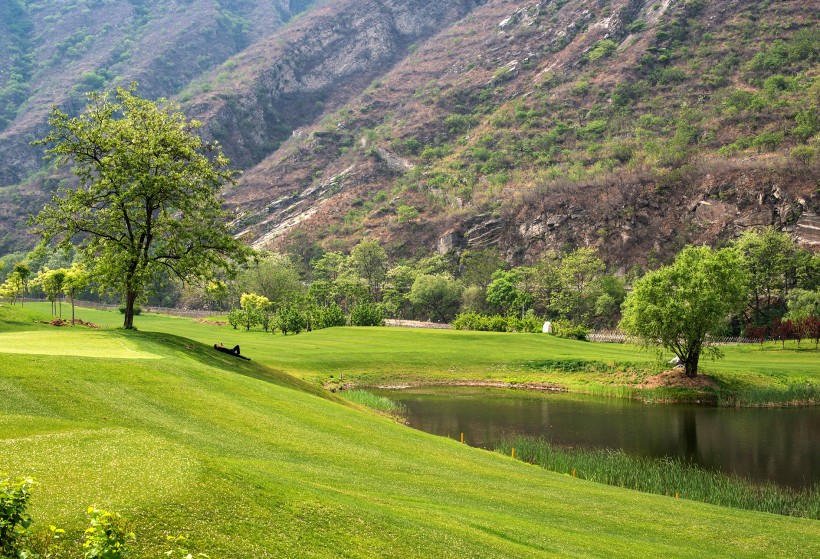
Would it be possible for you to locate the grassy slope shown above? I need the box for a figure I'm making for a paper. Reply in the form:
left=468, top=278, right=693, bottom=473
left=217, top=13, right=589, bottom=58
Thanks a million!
left=41, top=304, right=820, bottom=399
left=0, top=303, right=818, bottom=558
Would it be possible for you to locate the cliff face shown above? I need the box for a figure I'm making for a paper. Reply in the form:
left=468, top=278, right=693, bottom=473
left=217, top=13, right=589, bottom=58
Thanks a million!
left=218, top=0, right=818, bottom=266
left=185, top=0, right=488, bottom=170
left=0, top=0, right=817, bottom=266
left=0, top=0, right=307, bottom=186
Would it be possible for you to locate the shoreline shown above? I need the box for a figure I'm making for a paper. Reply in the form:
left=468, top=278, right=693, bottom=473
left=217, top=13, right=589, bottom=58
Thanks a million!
left=335, top=378, right=818, bottom=408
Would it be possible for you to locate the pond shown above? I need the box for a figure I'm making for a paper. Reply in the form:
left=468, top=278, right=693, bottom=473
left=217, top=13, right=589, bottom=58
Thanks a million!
left=372, top=387, right=820, bottom=489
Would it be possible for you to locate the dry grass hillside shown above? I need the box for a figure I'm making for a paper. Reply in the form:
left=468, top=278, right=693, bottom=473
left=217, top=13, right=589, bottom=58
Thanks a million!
left=0, top=0, right=817, bottom=267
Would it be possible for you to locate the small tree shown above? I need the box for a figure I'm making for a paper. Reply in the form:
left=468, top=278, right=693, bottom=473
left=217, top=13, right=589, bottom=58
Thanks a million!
left=772, top=319, right=795, bottom=348
left=350, top=240, right=388, bottom=300
left=204, top=280, right=229, bottom=311
left=0, top=273, right=23, bottom=305
left=63, top=263, right=89, bottom=325
left=32, top=86, right=248, bottom=329
left=239, top=292, right=270, bottom=332
left=620, top=246, right=749, bottom=378
left=227, top=307, right=243, bottom=330
left=276, top=305, right=307, bottom=335
left=785, top=289, right=820, bottom=348
left=39, top=268, right=67, bottom=317
left=12, top=263, right=30, bottom=305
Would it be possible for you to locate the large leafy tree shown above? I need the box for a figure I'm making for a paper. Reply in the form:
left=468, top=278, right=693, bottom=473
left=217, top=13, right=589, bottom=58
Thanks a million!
left=620, top=246, right=749, bottom=378
left=32, top=86, right=247, bottom=328
left=236, top=252, right=304, bottom=311
left=486, top=269, right=535, bottom=317
left=349, top=239, right=388, bottom=300
left=409, top=273, right=463, bottom=322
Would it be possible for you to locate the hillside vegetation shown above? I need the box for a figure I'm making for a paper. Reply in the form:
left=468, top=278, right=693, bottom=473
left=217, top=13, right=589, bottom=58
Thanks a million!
left=1, top=303, right=819, bottom=557
left=1, top=0, right=818, bottom=264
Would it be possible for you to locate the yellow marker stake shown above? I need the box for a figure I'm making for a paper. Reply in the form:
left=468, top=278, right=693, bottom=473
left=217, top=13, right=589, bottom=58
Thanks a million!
left=572, top=469, right=576, bottom=477
left=511, top=447, right=515, bottom=459
left=675, top=492, right=679, bottom=499
left=460, top=432, right=464, bottom=444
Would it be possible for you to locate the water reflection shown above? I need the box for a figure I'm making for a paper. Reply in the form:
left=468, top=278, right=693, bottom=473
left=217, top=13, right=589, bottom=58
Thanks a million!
left=374, top=387, right=820, bottom=489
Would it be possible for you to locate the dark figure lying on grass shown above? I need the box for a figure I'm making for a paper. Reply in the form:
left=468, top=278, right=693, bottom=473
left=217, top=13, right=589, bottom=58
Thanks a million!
left=214, top=343, right=251, bottom=361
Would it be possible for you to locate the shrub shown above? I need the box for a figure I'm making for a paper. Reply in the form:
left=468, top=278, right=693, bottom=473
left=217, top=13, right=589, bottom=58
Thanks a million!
left=585, top=40, right=617, bottom=63
left=451, top=311, right=483, bottom=331
left=349, top=302, right=384, bottom=326
left=444, top=114, right=477, bottom=134
left=791, top=146, right=817, bottom=166
left=313, top=303, right=346, bottom=329
left=83, top=507, right=134, bottom=559
left=626, top=19, right=647, bottom=33
left=486, top=314, right=509, bottom=332
left=752, top=131, right=783, bottom=152
left=0, top=475, right=34, bottom=556
left=793, top=109, right=819, bottom=141
left=553, top=321, right=590, bottom=341
left=396, top=205, right=419, bottom=223
left=451, top=312, right=543, bottom=333
left=517, top=310, right=545, bottom=333
left=657, top=67, right=687, bottom=85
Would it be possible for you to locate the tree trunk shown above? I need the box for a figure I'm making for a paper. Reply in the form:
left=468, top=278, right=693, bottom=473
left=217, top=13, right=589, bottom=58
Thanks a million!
left=684, top=351, right=700, bottom=378
left=71, top=297, right=75, bottom=325
left=124, top=289, right=138, bottom=329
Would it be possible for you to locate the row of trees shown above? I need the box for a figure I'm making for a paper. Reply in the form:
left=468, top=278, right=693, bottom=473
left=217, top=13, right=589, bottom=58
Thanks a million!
left=171, top=241, right=627, bottom=330
left=0, top=261, right=89, bottom=323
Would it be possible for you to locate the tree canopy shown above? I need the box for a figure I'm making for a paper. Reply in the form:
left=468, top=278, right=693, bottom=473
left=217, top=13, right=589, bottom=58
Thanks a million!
left=620, top=246, right=749, bottom=378
left=32, top=86, right=247, bottom=328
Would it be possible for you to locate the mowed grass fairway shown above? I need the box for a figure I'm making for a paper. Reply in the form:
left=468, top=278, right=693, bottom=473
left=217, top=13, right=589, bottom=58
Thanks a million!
left=34, top=303, right=820, bottom=398
left=1, top=304, right=818, bottom=557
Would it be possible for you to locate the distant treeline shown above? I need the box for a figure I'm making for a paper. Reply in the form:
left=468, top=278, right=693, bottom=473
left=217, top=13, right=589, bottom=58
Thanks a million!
left=1, top=228, right=818, bottom=339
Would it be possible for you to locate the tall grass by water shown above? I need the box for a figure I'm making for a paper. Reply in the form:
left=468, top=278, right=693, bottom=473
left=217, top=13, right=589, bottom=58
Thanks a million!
left=496, top=435, right=819, bottom=519
left=341, top=389, right=407, bottom=417
left=716, top=383, right=818, bottom=407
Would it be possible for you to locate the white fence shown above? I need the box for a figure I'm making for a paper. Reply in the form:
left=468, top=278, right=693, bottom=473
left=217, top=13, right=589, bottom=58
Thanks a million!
left=588, top=329, right=760, bottom=345
left=384, top=319, right=453, bottom=330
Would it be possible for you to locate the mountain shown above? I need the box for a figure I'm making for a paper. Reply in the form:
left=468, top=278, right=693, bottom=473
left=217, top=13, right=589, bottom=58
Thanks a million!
left=0, top=0, right=818, bottom=266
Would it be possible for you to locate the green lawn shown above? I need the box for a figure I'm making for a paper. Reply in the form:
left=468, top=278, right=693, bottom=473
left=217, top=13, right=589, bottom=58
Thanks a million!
left=0, top=303, right=818, bottom=557
left=37, top=303, right=820, bottom=403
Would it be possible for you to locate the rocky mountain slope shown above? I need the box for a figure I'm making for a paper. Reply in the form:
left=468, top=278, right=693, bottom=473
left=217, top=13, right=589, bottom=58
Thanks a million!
left=1, top=0, right=818, bottom=267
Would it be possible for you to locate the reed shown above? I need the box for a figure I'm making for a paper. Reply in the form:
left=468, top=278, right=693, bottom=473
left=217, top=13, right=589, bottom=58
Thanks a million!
left=716, top=383, right=818, bottom=407
left=341, top=389, right=407, bottom=416
left=496, top=435, right=819, bottom=519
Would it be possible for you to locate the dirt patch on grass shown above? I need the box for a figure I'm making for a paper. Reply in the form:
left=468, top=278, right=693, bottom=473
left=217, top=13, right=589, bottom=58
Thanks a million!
left=639, top=370, right=718, bottom=390
left=371, top=380, right=567, bottom=392
left=42, top=318, right=100, bottom=328
left=195, top=319, right=228, bottom=326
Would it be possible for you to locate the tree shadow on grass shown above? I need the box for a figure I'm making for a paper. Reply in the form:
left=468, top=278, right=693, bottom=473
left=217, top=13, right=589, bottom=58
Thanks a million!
left=113, top=329, right=345, bottom=403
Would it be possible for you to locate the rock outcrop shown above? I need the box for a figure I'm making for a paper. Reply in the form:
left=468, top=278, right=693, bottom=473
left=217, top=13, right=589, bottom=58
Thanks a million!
left=186, top=0, right=487, bottom=170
